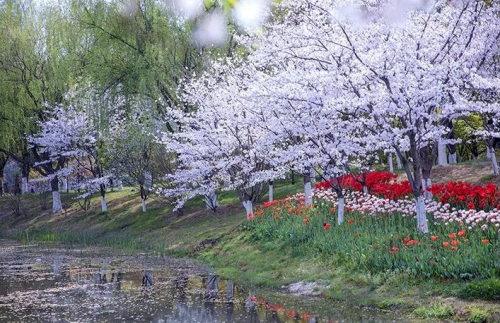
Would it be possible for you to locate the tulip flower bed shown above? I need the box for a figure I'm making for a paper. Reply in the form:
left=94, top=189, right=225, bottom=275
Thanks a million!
left=316, top=172, right=500, bottom=211
left=315, top=171, right=413, bottom=200
left=430, top=182, right=500, bottom=211
left=241, top=188, right=500, bottom=279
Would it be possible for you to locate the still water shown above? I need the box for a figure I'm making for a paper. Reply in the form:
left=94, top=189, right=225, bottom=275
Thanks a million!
left=0, top=240, right=411, bottom=323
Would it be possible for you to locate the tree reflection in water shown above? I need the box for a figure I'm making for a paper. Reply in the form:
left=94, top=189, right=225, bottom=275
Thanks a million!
left=0, top=243, right=408, bottom=323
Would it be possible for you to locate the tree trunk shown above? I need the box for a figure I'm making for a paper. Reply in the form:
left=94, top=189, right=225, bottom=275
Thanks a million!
left=337, top=196, right=345, bottom=225
left=303, top=171, right=312, bottom=207
left=0, top=160, right=5, bottom=196
left=101, top=196, right=108, bottom=212
left=243, top=200, right=254, bottom=220
left=486, top=139, right=499, bottom=176
left=396, top=154, right=402, bottom=169
left=52, top=191, right=62, bottom=213
left=100, top=184, right=107, bottom=213
left=51, top=176, right=62, bottom=213
left=140, top=184, right=149, bottom=212
left=363, top=185, right=368, bottom=195
left=310, top=168, right=315, bottom=184
left=487, top=146, right=492, bottom=159
left=437, top=138, right=447, bottom=166
left=416, top=195, right=428, bottom=233
left=447, top=125, right=457, bottom=164
left=491, top=149, right=499, bottom=176
left=397, top=133, right=429, bottom=234
left=422, top=176, right=432, bottom=201
left=205, top=190, right=218, bottom=211
left=268, top=180, right=274, bottom=202
left=21, top=177, right=28, bottom=194
left=21, top=153, right=30, bottom=194
left=448, top=152, right=457, bottom=164
left=62, top=177, right=68, bottom=193
left=388, top=153, right=394, bottom=173
left=118, top=180, right=123, bottom=191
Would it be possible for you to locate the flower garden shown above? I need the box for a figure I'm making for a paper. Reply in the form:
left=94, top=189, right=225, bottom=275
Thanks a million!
left=241, top=172, right=500, bottom=279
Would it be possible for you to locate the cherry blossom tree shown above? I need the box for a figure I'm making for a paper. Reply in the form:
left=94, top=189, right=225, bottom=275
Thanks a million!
left=161, top=0, right=499, bottom=233
left=105, top=99, right=165, bottom=212
left=161, top=59, right=285, bottom=219
left=228, top=0, right=499, bottom=232
left=27, top=106, right=95, bottom=213
left=188, top=0, right=500, bottom=233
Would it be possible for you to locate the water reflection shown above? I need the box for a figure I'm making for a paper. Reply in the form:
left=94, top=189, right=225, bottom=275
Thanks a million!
left=143, top=270, right=154, bottom=287
left=0, top=241, right=409, bottom=323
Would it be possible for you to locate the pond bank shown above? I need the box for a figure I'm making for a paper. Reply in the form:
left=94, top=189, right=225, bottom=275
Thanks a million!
left=0, top=187, right=499, bottom=322
left=0, top=239, right=415, bottom=322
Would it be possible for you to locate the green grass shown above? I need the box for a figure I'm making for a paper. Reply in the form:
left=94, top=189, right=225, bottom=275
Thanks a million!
left=458, top=278, right=500, bottom=301
left=468, top=308, right=491, bottom=323
left=412, top=302, right=454, bottom=319
left=376, top=298, right=406, bottom=309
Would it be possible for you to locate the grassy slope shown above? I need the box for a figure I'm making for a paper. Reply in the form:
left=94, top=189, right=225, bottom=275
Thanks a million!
left=0, top=161, right=499, bottom=322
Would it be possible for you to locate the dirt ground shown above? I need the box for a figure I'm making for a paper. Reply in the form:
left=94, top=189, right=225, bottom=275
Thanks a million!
left=430, top=160, right=500, bottom=186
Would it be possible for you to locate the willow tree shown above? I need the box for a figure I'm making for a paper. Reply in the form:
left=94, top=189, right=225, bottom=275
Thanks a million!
left=79, top=0, right=204, bottom=129
left=0, top=0, right=89, bottom=197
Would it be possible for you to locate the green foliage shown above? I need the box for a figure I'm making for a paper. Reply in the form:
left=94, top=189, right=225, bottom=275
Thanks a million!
left=455, top=115, right=485, bottom=160
left=459, top=279, right=500, bottom=301
left=412, top=302, right=454, bottom=319
left=376, top=298, right=406, bottom=309
left=468, top=308, right=490, bottom=323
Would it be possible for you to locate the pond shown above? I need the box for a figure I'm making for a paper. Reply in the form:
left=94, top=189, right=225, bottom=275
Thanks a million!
left=0, top=240, right=412, bottom=322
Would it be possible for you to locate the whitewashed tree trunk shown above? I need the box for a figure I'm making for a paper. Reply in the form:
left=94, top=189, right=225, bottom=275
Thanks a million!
left=62, top=177, right=68, bottom=192
left=363, top=185, right=368, bottom=195
left=337, top=197, right=345, bottom=225
left=243, top=200, right=254, bottom=220
left=437, top=138, right=447, bottom=166
left=21, top=177, right=28, bottom=194
left=268, top=183, right=274, bottom=202
left=487, top=146, right=492, bottom=159
left=415, top=196, right=428, bottom=234
left=101, top=196, right=107, bottom=213
left=118, top=180, right=123, bottom=191
left=396, top=154, right=402, bottom=169
left=52, top=191, right=62, bottom=213
left=142, top=198, right=147, bottom=212
left=304, top=181, right=312, bottom=207
left=492, top=151, right=499, bottom=176
left=448, top=152, right=457, bottom=164
left=205, top=190, right=218, bottom=210
left=310, top=168, right=315, bottom=184
left=388, top=153, right=394, bottom=173
left=51, top=176, right=62, bottom=213
left=422, top=177, right=432, bottom=201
